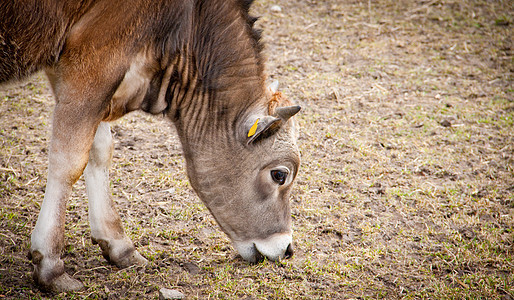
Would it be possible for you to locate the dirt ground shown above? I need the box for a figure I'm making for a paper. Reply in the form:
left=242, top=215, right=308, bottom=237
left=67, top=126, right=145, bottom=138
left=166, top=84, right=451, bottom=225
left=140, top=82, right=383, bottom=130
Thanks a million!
left=0, top=0, right=512, bottom=299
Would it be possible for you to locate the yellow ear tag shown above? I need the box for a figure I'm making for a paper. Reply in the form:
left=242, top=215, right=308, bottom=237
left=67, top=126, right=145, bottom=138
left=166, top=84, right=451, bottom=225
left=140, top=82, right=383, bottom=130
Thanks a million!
left=248, top=118, right=259, bottom=137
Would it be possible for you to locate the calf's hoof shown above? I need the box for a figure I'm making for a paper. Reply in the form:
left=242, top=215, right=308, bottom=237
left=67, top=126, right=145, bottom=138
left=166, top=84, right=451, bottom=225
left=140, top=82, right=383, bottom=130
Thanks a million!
left=41, top=273, right=84, bottom=293
left=114, top=249, right=148, bottom=268
left=93, top=238, right=148, bottom=268
left=29, top=250, right=84, bottom=292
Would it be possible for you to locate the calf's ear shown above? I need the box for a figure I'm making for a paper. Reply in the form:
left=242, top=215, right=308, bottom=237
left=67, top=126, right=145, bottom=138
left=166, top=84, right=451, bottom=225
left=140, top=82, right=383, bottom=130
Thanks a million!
left=268, top=80, right=279, bottom=93
left=245, top=115, right=281, bottom=144
left=244, top=105, right=301, bottom=145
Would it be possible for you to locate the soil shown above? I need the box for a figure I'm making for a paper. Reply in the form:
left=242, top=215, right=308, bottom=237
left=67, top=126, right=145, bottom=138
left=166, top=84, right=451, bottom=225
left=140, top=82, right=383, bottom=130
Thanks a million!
left=0, top=0, right=513, bottom=299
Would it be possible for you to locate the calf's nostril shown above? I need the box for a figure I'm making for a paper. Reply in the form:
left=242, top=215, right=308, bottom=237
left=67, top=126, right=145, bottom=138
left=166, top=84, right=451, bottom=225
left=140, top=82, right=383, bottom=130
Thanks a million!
left=251, top=244, right=264, bottom=264
left=254, top=249, right=264, bottom=263
left=284, top=243, right=294, bottom=259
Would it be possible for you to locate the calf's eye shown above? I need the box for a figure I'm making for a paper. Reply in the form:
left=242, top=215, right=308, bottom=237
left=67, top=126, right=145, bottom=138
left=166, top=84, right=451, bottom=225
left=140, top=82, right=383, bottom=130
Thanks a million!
left=271, top=169, right=289, bottom=185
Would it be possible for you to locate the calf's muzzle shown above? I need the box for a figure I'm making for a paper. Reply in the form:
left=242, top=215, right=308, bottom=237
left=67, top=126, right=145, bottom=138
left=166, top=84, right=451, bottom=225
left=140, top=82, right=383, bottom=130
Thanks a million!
left=233, top=232, right=294, bottom=263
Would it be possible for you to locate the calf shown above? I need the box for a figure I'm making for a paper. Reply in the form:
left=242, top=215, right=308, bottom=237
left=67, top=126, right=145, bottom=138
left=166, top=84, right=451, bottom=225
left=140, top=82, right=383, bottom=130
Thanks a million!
left=0, top=0, right=300, bottom=292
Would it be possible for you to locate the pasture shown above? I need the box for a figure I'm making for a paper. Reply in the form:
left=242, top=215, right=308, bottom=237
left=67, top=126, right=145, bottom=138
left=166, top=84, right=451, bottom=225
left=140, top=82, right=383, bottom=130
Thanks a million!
left=1, top=0, right=512, bottom=298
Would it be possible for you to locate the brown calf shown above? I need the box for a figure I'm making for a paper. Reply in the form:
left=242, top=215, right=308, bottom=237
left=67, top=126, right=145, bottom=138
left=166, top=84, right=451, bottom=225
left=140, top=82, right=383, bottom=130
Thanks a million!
left=1, top=0, right=300, bottom=292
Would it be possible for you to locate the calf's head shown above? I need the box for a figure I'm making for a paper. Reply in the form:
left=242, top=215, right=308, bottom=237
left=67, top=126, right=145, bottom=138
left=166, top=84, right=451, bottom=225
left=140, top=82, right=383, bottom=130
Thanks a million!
left=179, top=89, right=300, bottom=263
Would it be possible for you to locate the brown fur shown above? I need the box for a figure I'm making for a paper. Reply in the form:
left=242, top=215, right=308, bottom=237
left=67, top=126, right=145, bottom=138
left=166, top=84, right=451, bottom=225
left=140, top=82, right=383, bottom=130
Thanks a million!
left=268, top=92, right=293, bottom=115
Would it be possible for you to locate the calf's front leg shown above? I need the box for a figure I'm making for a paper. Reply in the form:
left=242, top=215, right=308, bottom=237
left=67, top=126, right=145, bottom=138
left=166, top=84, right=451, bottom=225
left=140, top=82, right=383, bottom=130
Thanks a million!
left=29, top=102, right=99, bottom=292
left=84, top=122, right=147, bottom=268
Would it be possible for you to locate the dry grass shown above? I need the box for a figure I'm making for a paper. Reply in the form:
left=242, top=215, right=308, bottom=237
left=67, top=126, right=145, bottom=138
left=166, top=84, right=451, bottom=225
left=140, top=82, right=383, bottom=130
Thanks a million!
left=1, top=0, right=513, bottom=299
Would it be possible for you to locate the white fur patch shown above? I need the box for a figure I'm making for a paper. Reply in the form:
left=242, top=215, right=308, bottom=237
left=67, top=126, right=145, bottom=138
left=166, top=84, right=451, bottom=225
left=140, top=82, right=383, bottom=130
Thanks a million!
left=84, top=122, right=113, bottom=239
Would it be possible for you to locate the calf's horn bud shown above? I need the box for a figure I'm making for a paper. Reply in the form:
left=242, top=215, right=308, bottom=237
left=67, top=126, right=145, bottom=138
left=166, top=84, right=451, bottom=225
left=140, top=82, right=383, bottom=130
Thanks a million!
left=275, top=105, right=301, bottom=122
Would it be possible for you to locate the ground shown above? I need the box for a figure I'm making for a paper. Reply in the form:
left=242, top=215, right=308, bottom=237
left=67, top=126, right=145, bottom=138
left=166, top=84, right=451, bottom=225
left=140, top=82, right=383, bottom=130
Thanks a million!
left=0, top=0, right=513, bottom=299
